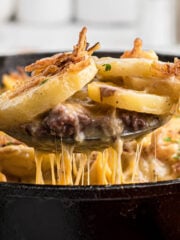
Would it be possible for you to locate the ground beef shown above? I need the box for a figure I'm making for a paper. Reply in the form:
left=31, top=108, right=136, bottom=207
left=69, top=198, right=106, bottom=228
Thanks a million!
left=43, top=104, right=91, bottom=137
left=120, top=111, right=146, bottom=131
left=22, top=103, right=160, bottom=142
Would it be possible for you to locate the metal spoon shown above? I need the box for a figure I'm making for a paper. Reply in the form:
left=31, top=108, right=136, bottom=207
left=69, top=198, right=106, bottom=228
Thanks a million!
left=2, top=114, right=169, bottom=153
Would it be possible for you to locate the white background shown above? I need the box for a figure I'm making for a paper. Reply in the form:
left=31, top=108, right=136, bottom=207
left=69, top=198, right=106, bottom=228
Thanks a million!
left=0, top=0, right=179, bottom=56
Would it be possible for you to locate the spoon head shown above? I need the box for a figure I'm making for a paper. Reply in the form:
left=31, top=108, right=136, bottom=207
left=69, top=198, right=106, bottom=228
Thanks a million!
left=3, top=114, right=170, bottom=153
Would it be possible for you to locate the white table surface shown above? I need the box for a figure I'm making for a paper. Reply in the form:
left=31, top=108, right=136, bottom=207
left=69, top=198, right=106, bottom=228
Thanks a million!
left=0, top=23, right=180, bottom=56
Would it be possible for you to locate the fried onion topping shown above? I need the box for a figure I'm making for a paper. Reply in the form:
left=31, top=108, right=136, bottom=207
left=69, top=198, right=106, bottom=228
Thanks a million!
left=9, top=27, right=100, bottom=99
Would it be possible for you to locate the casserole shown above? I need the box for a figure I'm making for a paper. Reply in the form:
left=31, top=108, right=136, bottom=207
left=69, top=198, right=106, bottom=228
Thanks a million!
left=0, top=52, right=179, bottom=240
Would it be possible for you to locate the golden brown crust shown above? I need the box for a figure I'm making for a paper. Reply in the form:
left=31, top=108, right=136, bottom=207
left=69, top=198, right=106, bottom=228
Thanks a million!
left=120, top=38, right=158, bottom=60
left=9, top=76, right=44, bottom=99
left=173, top=58, right=180, bottom=76
left=118, top=38, right=180, bottom=79
left=2, top=67, right=29, bottom=91
left=9, top=27, right=100, bottom=99
left=150, top=58, right=180, bottom=78
left=172, top=162, right=180, bottom=175
left=0, top=172, right=7, bottom=182
left=0, top=132, right=22, bottom=147
left=87, top=42, right=101, bottom=56
left=25, top=27, right=99, bottom=77
left=147, top=117, right=180, bottom=177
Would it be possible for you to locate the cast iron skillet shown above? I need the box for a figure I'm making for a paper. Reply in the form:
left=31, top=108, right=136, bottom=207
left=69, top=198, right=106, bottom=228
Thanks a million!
left=0, top=52, right=179, bottom=240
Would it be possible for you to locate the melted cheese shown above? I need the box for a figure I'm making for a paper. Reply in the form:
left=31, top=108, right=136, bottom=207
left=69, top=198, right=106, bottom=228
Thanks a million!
left=131, top=139, right=144, bottom=183
left=1, top=127, right=179, bottom=185
left=49, top=154, right=56, bottom=185
left=29, top=133, right=177, bottom=185
left=31, top=137, right=127, bottom=185
left=35, top=151, right=44, bottom=184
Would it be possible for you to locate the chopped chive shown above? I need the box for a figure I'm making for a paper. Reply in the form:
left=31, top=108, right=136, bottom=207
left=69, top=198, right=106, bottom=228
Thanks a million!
left=40, top=79, right=49, bottom=85
left=163, top=137, right=172, bottom=142
left=173, top=154, right=180, bottom=160
left=5, top=142, right=13, bottom=146
left=103, top=63, right=111, bottom=71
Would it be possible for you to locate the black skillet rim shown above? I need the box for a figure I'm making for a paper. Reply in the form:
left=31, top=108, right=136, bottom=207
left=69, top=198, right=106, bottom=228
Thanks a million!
left=0, top=51, right=179, bottom=201
left=0, top=179, right=179, bottom=201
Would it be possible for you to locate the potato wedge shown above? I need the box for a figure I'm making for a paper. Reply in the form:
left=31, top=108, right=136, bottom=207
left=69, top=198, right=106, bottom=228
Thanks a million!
left=95, top=57, right=180, bottom=80
left=0, top=58, right=97, bottom=128
left=0, top=27, right=99, bottom=129
left=88, top=82, right=173, bottom=115
left=123, top=76, right=180, bottom=102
